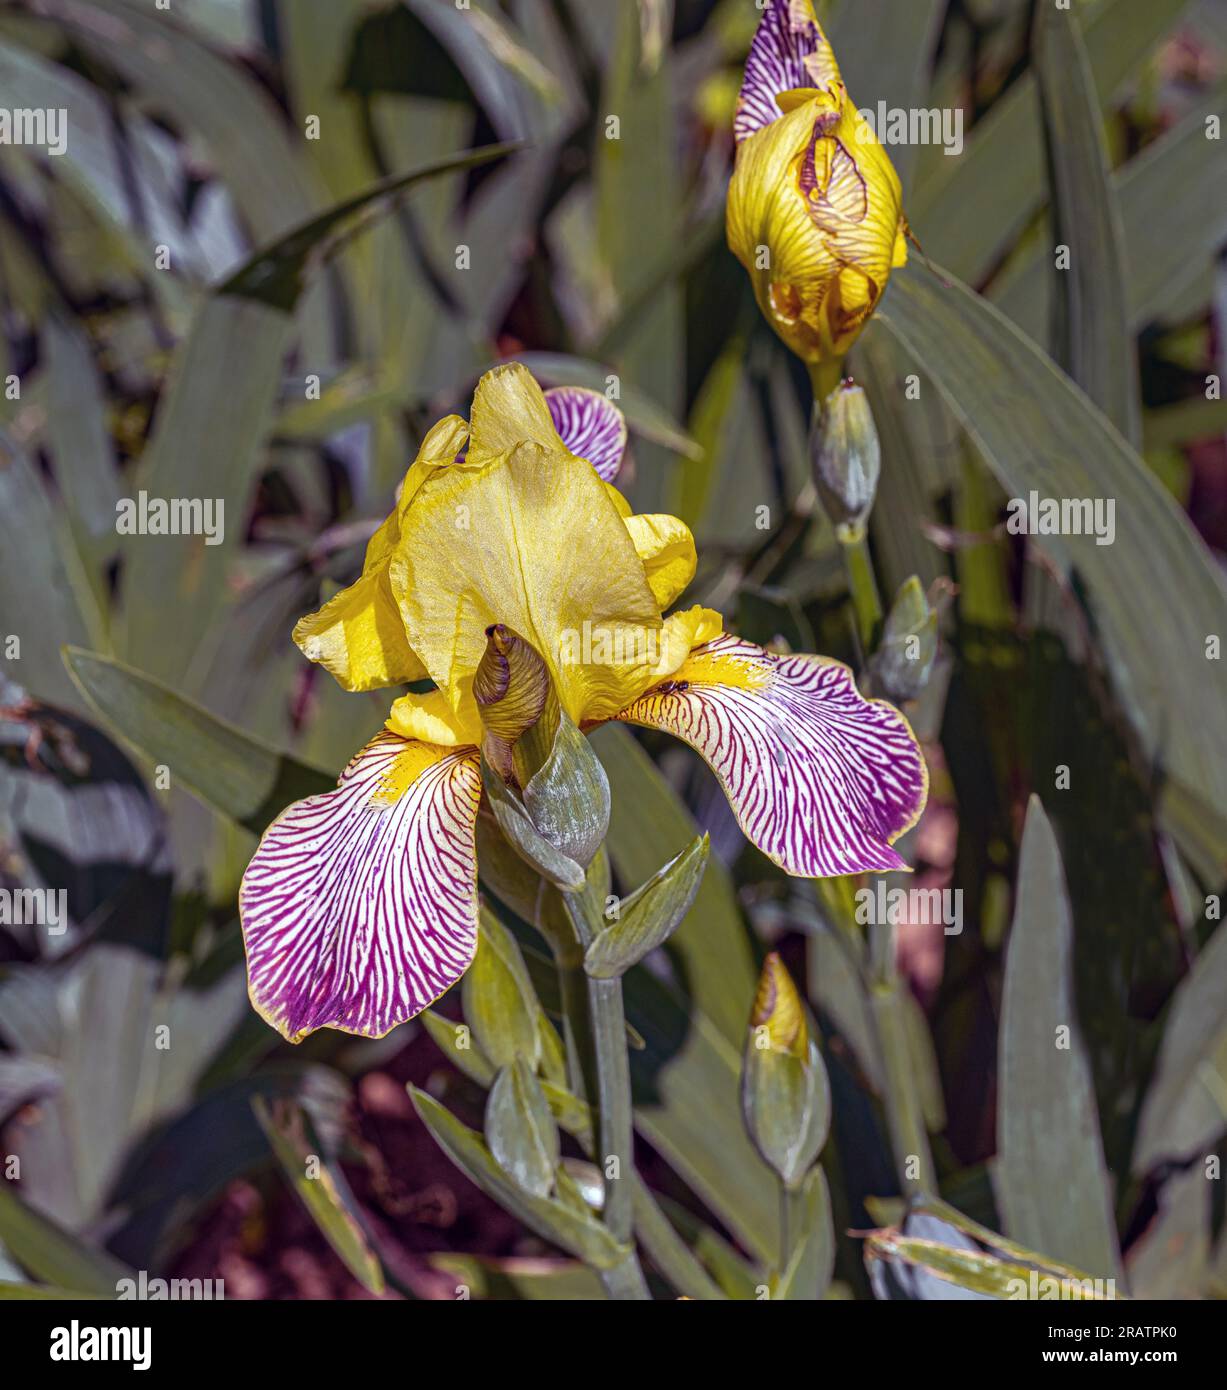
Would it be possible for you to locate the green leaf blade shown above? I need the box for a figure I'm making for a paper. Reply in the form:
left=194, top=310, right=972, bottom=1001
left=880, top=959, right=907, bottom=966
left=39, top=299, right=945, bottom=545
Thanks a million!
left=997, top=797, right=1123, bottom=1283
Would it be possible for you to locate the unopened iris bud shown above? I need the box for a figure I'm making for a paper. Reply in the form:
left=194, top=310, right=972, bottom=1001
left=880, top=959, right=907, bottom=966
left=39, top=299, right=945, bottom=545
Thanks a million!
left=750, top=951, right=809, bottom=1058
left=870, top=576, right=937, bottom=703
left=742, top=952, right=830, bottom=1188
left=726, top=2, right=908, bottom=369
left=474, top=623, right=557, bottom=785
left=810, top=378, right=880, bottom=538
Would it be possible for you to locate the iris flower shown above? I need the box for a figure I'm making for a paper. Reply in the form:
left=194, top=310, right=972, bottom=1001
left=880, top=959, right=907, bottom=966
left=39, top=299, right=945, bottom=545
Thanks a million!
left=240, top=365, right=926, bottom=1042
left=726, top=0, right=908, bottom=368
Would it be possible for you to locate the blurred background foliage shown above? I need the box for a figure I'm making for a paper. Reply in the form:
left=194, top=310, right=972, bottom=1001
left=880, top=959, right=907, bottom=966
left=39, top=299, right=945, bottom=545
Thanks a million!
left=0, top=0, right=1225, bottom=1299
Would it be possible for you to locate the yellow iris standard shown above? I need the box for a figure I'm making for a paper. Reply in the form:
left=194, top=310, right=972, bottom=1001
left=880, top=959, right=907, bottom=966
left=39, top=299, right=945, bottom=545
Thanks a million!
left=295, top=364, right=719, bottom=746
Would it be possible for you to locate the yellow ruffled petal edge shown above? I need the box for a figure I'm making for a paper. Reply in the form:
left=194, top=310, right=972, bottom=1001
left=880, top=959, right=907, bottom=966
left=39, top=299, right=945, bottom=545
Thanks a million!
left=292, top=414, right=470, bottom=693
left=468, top=362, right=566, bottom=459
left=292, top=551, right=428, bottom=692
left=649, top=605, right=725, bottom=682
left=386, top=687, right=484, bottom=748
left=624, top=513, right=698, bottom=612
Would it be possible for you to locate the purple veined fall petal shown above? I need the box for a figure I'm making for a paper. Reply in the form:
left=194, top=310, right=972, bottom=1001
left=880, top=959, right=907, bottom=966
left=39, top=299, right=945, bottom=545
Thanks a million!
left=734, top=0, right=844, bottom=145
left=239, top=732, right=482, bottom=1043
left=544, top=385, right=628, bottom=483
left=615, top=634, right=927, bottom=877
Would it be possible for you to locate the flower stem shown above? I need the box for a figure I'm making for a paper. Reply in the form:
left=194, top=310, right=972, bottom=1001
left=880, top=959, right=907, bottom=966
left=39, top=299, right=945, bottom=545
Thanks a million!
left=559, top=887, right=650, bottom=1300
left=808, top=357, right=843, bottom=406
left=547, top=930, right=723, bottom=1297
left=554, top=955, right=595, bottom=1103
left=840, top=525, right=883, bottom=656
left=778, top=1179, right=792, bottom=1275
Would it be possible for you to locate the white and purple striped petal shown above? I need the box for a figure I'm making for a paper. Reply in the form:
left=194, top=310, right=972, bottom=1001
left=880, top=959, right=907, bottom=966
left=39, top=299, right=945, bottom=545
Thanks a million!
left=545, top=386, right=628, bottom=482
left=240, top=732, right=481, bottom=1042
left=617, top=635, right=927, bottom=877
left=735, top=0, right=843, bottom=145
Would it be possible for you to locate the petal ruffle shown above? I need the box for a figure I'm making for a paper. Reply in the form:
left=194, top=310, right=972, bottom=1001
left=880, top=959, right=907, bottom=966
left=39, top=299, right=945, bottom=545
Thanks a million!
left=239, top=732, right=481, bottom=1042
left=545, top=385, right=628, bottom=482
left=650, top=604, right=724, bottom=680
left=292, top=414, right=469, bottom=692
left=623, top=513, right=697, bottom=611
left=734, top=0, right=842, bottom=144
left=616, top=635, right=927, bottom=877
left=292, top=525, right=428, bottom=692
left=386, top=688, right=484, bottom=747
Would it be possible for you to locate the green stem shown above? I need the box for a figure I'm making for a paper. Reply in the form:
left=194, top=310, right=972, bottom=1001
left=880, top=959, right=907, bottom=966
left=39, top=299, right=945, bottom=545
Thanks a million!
left=600, top=1252, right=651, bottom=1302
left=778, top=1180, right=791, bottom=1275
left=841, top=526, right=883, bottom=655
left=588, top=974, right=637, bottom=1243
left=544, top=942, right=725, bottom=1297
left=808, top=357, right=844, bottom=406
left=555, top=956, right=595, bottom=1103
left=558, top=888, right=650, bottom=1300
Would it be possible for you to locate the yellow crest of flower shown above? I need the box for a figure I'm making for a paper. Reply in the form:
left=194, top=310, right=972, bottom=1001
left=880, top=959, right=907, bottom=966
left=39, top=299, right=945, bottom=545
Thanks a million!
left=726, top=0, right=907, bottom=367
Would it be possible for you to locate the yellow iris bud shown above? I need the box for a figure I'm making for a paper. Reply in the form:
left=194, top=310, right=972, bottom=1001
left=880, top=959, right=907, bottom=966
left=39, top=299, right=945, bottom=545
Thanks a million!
left=749, top=951, right=809, bottom=1059
left=726, top=2, right=908, bottom=370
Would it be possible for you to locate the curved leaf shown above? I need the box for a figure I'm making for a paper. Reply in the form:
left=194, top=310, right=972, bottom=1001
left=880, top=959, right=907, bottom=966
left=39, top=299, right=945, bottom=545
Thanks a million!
left=253, top=1095, right=384, bottom=1295
left=584, top=834, right=710, bottom=980
left=997, top=798, right=1123, bottom=1282
left=0, top=1188, right=129, bottom=1297
left=875, top=266, right=1227, bottom=864
left=63, top=647, right=333, bottom=835
left=1033, top=0, right=1139, bottom=444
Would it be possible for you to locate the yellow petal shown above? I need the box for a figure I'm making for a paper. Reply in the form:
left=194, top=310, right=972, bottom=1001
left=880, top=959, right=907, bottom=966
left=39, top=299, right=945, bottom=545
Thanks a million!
left=623, top=513, right=697, bottom=611
left=468, top=362, right=566, bottom=460
left=293, top=515, right=428, bottom=692
left=386, top=687, right=483, bottom=747
left=726, top=85, right=906, bottom=364
left=892, top=219, right=909, bottom=269
left=390, top=440, right=663, bottom=726
left=751, top=951, right=809, bottom=1056
left=292, top=414, right=469, bottom=692
left=651, top=605, right=724, bottom=679
left=604, top=482, right=633, bottom=518
left=397, top=414, right=471, bottom=501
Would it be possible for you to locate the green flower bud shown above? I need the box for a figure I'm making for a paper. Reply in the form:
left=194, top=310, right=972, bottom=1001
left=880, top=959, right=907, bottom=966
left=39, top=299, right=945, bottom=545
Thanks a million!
left=742, top=953, right=830, bottom=1188
left=870, top=576, right=938, bottom=702
left=810, top=378, right=881, bottom=537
